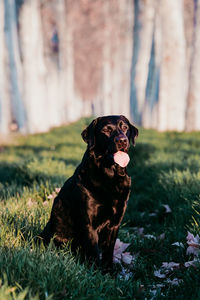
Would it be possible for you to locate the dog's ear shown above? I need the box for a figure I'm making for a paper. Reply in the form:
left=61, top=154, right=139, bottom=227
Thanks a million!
left=81, top=119, right=98, bottom=149
left=120, top=115, right=139, bottom=146
left=129, top=123, right=138, bottom=146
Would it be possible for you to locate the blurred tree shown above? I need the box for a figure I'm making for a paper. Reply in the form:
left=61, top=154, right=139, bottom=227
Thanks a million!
left=131, top=0, right=156, bottom=125
left=158, top=0, right=187, bottom=131
left=2, top=0, right=26, bottom=132
left=0, top=0, right=11, bottom=134
left=185, top=0, right=200, bottom=131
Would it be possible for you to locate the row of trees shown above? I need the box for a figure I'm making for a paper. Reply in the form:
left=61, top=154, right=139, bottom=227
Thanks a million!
left=0, top=0, right=199, bottom=134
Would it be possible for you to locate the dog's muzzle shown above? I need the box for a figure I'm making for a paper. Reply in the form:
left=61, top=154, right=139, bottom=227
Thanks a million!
left=114, top=134, right=129, bottom=152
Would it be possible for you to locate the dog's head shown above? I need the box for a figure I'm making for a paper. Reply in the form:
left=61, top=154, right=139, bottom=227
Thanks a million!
left=82, top=115, right=138, bottom=165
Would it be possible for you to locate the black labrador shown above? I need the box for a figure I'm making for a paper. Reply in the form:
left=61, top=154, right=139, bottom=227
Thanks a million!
left=40, top=115, right=138, bottom=270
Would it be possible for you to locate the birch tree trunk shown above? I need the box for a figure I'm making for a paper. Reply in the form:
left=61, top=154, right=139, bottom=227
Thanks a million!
left=20, top=0, right=48, bottom=133
left=100, top=0, right=133, bottom=118
left=142, top=1, right=161, bottom=128
left=4, top=0, right=26, bottom=132
left=116, top=0, right=133, bottom=118
left=100, top=1, right=112, bottom=116
left=184, top=0, right=195, bottom=71
left=185, top=0, right=200, bottom=131
left=40, top=1, right=61, bottom=128
left=158, top=0, right=187, bottom=131
left=133, top=0, right=155, bottom=123
left=0, top=0, right=12, bottom=134
left=57, top=0, right=80, bottom=123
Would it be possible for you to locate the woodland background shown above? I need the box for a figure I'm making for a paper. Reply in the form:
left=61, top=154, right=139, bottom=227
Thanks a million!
left=0, top=0, right=200, bottom=134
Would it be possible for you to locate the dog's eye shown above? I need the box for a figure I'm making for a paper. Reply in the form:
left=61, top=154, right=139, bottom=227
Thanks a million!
left=102, top=126, right=113, bottom=134
left=122, top=125, right=128, bottom=131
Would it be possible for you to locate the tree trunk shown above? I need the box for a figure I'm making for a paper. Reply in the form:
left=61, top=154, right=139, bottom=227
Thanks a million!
left=133, top=0, right=155, bottom=124
left=142, top=1, right=161, bottom=129
left=0, top=0, right=12, bottom=134
left=116, top=0, right=133, bottom=118
left=4, top=0, right=26, bottom=132
left=19, top=0, right=48, bottom=133
left=158, top=0, right=187, bottom=131
left=185, top=0, right=200, bottom=131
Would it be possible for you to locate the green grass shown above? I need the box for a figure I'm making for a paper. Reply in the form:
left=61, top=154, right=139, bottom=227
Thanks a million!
left=0, top=118, right=200, bottom=299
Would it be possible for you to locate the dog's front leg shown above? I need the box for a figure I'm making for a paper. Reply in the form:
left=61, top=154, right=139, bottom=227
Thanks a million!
left=79, top=227, right=100, bottom=266
left=100, top=226, right=119, bottom=272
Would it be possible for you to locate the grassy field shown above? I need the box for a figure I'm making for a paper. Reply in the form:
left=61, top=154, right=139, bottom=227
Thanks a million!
left=0, top=118, right=200, bottom=299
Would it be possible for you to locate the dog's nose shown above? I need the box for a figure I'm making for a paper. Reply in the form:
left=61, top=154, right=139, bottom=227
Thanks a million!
left=114, top=135, right=128, bottom=148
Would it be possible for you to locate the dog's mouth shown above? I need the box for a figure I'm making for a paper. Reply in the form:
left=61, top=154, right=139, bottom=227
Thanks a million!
left=104, top=143, right=130, bottom=167
left=119, top=148, right=128, bottom=153
left=113, top=150, right=130, bottom=167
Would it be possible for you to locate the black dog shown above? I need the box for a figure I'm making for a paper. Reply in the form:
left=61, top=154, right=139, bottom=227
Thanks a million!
left=40, top=115, right=138, bottom=270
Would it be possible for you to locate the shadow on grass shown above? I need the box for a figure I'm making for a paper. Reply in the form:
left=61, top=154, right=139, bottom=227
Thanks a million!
left=125, top=142, right=198, bottom=240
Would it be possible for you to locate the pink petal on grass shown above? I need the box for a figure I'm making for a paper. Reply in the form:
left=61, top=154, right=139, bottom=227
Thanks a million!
left=184, top=260, right=198, bottom=268
left=186, top=246, right=200, bottom=256
left=172, top=242, right=184, bottom=248
left=119, top=267, right=133, bottom=280
left=187, top=231, right=195, bottom=242
left=114, top=238, right=130, bottom=254
left=162, top=262, right=180, bottom=270
left=158, top=233, right=165, bottom=240
left=144, top=234, right=156, bottom=240
left=186, top=232, right=200, bottom=256
left=113, top=253, right=122, bottom=264
left=154, top=270, right=166, bottom=278
left=187, top=231, right=200, bottom=244
left=162, top=204, right=172, bottom=213
left=113, top=239, right=132, bottom=264
left=165, top=278, right=183, bottom=286
left=121, top=252, right=133, bottom=265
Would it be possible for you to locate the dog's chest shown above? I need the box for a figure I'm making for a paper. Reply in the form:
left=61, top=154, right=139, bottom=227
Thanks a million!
left=90, top=191, right=129, bottom=230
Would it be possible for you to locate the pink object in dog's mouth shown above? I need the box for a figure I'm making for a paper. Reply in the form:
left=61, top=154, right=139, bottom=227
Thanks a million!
left=113, top=151, right=130, bottom=167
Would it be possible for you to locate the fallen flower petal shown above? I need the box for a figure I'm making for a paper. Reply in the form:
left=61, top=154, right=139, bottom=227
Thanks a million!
left=187, top=232, right=200, bottom=244
left=172, top=242, right=184, bottom=248
left=162, top=262, right=180, bottom=270
left=113, top=238, right=132, bottom=264
left=162, top=204, right=172, bottom=213
left=158, top=233, right=165, bottom=240
left=114, top=238, right=130, bottom=254
left=184, top=260, right=198, bottom=268
left=119, top=267, right=133, bottom=280
left=113, top=253, right=121, bottom=264
left=121, top=252, right=133, bottom=265
left=186, top=232, right=200, bottom=256
left=186, top=245, right=200, bottom=256
left=187, top=231, right=195, bottom=242
left=165, top=278, right=183, bottom=286
left=152, top=284, right=165, bottom=289
left=154, top=270, right=166, bottom=278
left=144, top=234, right=156, bottom=240
left=133, top=227, right=144, bottom=235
